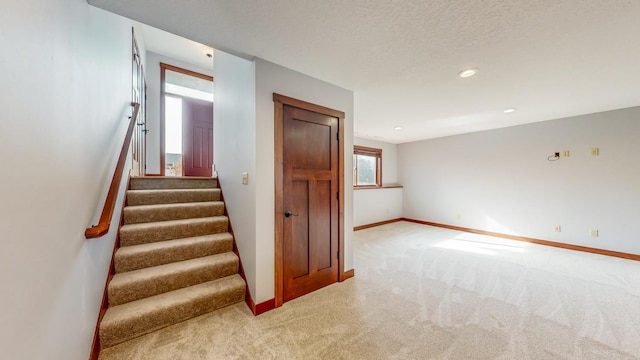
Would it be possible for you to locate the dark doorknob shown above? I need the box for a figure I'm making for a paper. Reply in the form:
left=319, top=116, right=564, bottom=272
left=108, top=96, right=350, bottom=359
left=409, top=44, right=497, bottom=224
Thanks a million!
left=284, top=211, right=299, bottom=218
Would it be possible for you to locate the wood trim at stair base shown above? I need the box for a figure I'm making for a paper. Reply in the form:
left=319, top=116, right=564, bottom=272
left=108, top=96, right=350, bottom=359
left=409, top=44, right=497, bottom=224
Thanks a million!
left=89, top=174, right=132, bottom=360
left=402, top=218, right=640, bottom=262
left=341, top=269, right=355, bottom=281
left=249, top=298, right=276, bottom=316
left=354, top=218, right=403, bottom=231
left=217, top=178, right=257, bottom=315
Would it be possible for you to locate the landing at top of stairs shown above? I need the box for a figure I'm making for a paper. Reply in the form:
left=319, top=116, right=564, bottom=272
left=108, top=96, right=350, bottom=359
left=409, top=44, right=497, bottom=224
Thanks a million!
left=126, top=188, right=221, bottom=206
left=130, top=176, right=217, bottom=190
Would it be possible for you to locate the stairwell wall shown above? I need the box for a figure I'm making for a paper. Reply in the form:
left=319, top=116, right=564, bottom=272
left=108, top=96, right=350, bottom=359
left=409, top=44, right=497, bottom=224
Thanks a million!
left=0, top=0, right=145, bottom=359
left=212, top=50, right=258, bottom=301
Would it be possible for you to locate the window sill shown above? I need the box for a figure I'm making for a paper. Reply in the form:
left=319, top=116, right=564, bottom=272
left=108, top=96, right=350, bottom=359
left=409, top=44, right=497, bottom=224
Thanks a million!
left=354, top=184, right=403, bottom=190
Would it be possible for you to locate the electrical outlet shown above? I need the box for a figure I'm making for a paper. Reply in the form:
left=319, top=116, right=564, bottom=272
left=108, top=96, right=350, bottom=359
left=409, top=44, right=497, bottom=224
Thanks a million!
left=555, top=225, right=561, bottom=232
left=590, top=229, right=599, bottom=237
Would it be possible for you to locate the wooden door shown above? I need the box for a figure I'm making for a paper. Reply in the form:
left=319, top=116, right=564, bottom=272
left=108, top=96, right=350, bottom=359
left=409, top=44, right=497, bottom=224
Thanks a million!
left=182, top=98, right=213, bottom=177
left=282, top=104, right=340, bottom=302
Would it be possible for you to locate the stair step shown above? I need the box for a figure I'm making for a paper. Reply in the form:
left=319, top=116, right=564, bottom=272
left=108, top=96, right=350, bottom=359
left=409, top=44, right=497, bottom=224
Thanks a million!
left=108, top=252, right=239, bottom=306
left=127, top=188, right=220, bottom=206
left=119, top=217, right=228, bottom=247
left=114, top=233, right=233, bottom=273
left=100, top=275, right=245, bottom=348
left=130, top=176, right=217, bottom=190
left=123, top=201, right=224, bottom=224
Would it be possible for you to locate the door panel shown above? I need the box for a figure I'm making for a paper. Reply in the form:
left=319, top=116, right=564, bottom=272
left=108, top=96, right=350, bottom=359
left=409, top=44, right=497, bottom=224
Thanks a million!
left=192, top=127, right=203, bottom=166
left=290, top=180, right=310, bottom=279
left=290, top=118, right=332, bottom=170
left=315, top=180, right=332, bottom=270
left=283, top=105, right=339, bottom=302
left=183, top=98, right=213, bottom=177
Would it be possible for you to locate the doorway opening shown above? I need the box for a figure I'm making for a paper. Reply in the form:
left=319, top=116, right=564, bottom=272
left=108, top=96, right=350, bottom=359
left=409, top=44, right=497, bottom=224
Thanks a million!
left=160, top=63, right=214, bottom=176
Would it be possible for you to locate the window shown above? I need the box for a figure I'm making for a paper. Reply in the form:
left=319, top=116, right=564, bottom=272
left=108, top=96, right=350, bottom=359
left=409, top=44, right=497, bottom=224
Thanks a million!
left=353, top=145, right=382, bottom=187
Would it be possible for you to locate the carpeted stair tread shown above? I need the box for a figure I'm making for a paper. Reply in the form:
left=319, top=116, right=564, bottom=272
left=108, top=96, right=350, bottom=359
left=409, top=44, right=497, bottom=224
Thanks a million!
left=123, top=201, right=225, bottom=224
left=108, top=252, right=239, bottom=306
left=126, top=188, right=220, bottom=206
left=130, top=176, right=217, bottom=190
left=99, top=176, right=246, bottom=349
left=114, top=233, right=233, bottom=273
left=100, top=275, right=245, bottom=348
left=119, top=217, right=229, bottom=247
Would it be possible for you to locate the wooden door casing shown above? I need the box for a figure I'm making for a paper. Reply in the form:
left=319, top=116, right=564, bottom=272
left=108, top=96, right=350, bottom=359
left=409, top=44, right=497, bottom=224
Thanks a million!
left=131, top=29, right=146, bottom=176
left=274, top=93, right=346, bottom=307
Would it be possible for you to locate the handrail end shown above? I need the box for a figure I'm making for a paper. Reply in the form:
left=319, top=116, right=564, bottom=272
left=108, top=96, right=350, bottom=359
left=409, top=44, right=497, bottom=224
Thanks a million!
left=85, top=223, right=110, bottom=239
left=86, top=102, right=139, bottom=240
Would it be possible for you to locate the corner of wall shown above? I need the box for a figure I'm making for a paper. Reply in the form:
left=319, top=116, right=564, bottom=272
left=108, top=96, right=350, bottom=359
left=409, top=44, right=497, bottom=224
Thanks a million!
left=212, top=49, right=258, bottom=300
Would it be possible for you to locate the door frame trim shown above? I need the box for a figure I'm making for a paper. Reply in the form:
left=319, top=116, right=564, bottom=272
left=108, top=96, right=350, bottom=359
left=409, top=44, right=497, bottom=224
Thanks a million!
left=273, top=93, right=346, bottom=308
left=159, top=63, right=213, bottom=175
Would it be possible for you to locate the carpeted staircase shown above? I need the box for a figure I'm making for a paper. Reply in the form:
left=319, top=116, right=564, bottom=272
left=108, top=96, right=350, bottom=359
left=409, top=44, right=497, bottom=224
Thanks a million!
left=99, top=176, right=246, bottom=348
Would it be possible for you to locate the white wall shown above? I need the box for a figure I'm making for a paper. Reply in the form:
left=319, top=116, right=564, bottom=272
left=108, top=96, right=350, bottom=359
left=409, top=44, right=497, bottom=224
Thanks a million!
left=353, top=188, right=403, bottom=227
left=399, top=107, right=640, bottom=254
left=0, top=1, right=142, bottom=359
left=212, top=50, right=257, bottom=301
left=254, top=58, right=355, bottom=303
left=353, top=137, right=403, bottom=227
left=145, top=51, right=213, bottom=174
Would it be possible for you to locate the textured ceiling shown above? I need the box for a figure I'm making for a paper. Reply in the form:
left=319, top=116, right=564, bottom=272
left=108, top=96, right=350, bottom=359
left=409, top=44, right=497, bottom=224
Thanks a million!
left=138, top=23, right=213, bottom=71
left=89, top=0, right=640, bottom=143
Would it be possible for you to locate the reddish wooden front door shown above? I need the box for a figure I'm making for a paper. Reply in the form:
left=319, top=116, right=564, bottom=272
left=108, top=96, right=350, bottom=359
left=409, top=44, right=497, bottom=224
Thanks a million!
left=283, top=104, right=339, bottom=302
left=182, top=98, right=213, bottom=177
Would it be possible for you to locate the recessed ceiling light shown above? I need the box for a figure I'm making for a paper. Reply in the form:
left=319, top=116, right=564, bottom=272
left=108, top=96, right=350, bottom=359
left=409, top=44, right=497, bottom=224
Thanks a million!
left=394, top=126, right=403, bottom=130
left=458, top=68, right=478, bottom=78
left=503, top=108, right=517, bottom=113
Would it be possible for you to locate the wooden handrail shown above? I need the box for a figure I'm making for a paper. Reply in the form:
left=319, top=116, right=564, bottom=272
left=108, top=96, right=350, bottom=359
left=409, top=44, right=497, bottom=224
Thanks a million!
left=85, top=102, right=140, bottom=239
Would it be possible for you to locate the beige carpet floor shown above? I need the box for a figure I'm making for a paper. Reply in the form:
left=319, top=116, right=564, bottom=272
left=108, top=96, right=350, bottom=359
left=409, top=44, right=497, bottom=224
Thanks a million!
left=99, top=221, right=640, bottom=360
